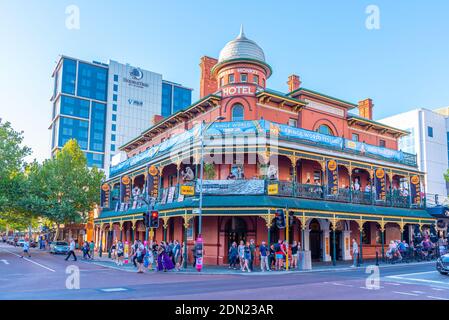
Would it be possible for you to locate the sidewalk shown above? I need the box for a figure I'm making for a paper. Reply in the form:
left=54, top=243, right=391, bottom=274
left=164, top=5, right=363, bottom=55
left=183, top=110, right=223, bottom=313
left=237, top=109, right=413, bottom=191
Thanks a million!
left=80, top=253, right=435, bottom=275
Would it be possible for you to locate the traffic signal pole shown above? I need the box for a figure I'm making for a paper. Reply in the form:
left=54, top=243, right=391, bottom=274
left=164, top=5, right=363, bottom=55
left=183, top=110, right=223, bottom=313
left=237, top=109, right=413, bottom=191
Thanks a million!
left=285, top=208, right=289, bottom=271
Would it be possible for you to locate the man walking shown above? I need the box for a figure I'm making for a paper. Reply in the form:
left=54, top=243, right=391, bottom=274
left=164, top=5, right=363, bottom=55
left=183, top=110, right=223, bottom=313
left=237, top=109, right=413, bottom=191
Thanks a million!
left=65, top=238, right=77, bottom=261
left=259, top=241, right=270, bottom=272
left=249, top=239, right=256, bottom=271
left=351, top=238, right=358, bottom=267
left=89, top=241, right=95, bottom=260
left=20, top=238, right=31, bottom=258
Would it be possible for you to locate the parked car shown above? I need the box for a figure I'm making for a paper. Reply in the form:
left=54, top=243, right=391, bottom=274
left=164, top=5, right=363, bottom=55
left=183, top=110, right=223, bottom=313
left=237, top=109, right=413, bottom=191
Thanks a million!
left=7, top=237, right=14, bottom=245
left=436, top=253, right=449, bottom=275
left=16, top=239, right=26, bottom=247
left=50, top=241, right=70, bottom=254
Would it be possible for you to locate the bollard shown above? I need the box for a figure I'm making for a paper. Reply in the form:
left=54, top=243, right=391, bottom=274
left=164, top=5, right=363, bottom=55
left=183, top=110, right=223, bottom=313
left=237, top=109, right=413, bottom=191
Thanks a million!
left=375, top=251, right=379, bottom=266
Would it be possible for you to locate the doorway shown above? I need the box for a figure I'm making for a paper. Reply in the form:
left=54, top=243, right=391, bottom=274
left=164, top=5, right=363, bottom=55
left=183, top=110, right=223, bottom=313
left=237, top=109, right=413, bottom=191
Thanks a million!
left=225, top=217, right=247, bottom=260
left=309, top=219, right=322, bottom=260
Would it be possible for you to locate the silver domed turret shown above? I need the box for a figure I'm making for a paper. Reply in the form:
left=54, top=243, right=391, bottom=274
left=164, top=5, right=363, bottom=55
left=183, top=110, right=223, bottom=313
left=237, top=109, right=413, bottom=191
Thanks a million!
left=218, top=25, right=266, bottom=64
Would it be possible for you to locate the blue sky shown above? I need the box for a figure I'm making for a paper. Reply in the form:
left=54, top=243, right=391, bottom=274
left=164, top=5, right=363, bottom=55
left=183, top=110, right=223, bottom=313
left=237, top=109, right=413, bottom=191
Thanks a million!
left=1, top=0, right=449, bottom=162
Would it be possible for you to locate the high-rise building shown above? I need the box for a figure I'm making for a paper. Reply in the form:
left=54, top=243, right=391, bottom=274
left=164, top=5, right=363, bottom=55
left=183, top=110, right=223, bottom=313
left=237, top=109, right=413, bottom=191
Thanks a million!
left=380, top=108, right=449, bottom=205
left=49, top=55, right=192, bottom=175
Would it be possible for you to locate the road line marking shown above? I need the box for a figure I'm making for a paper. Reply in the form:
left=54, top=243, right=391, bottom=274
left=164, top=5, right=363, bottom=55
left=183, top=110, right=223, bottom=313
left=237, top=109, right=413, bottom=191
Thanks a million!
left=389, top=271, right=436, bottom=277
left=393, top=291, right=419, bottom=296
left=387, top=276, right=447, bottom=285
left=432, top=288, right=445, bottom=291
left=2, top=249, right=55, bottom=272
left=427, top=296, right=449, bottom=300
left=1, top=259, right=9, bottom=265
left=384, top=282, right=401, bottom=286
left=100, top=287, right=128, bottom=292
left=412, top=291, right=425, bottom=294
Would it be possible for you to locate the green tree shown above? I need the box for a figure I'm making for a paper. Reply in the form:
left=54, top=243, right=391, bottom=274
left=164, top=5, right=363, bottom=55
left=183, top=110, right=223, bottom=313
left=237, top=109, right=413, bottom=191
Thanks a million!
left=0, top=119, right=32, bottom=227
left=22, top=139, right=104, bottom=239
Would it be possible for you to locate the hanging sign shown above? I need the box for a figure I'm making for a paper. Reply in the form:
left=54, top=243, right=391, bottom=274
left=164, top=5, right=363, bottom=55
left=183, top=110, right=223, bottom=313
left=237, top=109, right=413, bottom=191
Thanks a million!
left=100, top=183, right=110, bottom=208
left=120, top=175, right=131, bottom=204
left=146, top=165, right=160, bottom=200
left=326, top=160, right=338, bottom=195
left=375, top=168, right=386, bottom=201
left=410, top=175, right=421, bottom=205
left=180, top=185, right=195, bottom=196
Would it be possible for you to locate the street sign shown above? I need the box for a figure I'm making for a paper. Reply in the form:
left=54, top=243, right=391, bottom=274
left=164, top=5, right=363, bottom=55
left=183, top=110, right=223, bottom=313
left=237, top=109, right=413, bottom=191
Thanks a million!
left=268, top=183, right=279, bottom=195
left=180, top=185, right=195, bottom=196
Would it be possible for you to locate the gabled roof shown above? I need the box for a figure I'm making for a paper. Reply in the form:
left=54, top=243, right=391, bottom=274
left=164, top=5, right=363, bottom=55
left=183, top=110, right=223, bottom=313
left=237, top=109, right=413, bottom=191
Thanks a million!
left=347, top=114, right=410, bottom=137
left=289, top=87, right=358, bottom=110
left=120, top=94, right=221, bottom=151
left=256, top=88, right=308, bottom=111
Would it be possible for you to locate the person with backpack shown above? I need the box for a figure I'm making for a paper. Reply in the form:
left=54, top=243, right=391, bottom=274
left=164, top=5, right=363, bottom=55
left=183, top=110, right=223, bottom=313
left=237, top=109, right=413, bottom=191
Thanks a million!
left=116, top=240, right=124, bottom=266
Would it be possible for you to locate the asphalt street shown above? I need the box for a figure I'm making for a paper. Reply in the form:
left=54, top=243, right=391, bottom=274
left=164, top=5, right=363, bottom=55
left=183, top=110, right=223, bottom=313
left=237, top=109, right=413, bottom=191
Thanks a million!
left=1, top=242, right=449, bottom=300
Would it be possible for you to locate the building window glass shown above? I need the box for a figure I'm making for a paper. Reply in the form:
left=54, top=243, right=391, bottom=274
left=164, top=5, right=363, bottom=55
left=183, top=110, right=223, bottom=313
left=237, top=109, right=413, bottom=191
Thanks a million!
left=113, top=84, right=118, bottom=92
left=352, top=133, right=359, bottom=142
left=316, top=124, right=334, bottom=136
left=111, top=144, right=116, bottom=152
left=228, top=74, right=235, bottom=84
left=111, top=124, right=116, bottom=131
left=77, top=62, right=108, bottom=101
left=89, top=102, right=106, bottom=152
left=61, top=59, right=77, bottom=95
left=240, top=74, right=248, bottom=82
left=253, top=75, right=259, bottom=85
left=112, top=104, right=117, bottom=112
left=428, top=126, right=433, bottom=137
left=60, top=95, right=90, bottom=119
left=161, top=82, right=172, bottom=117
left=231, top=103, right=244, bottom=121
left=58, top=116, right=89, bottom=149
left=113, top=94, right=117, bottom=102
left=112, top=114, right=117, bottom=122
left=288, top=118, right=297, bottom=127
left=379, top=139, right=386, bottom=147
left=113, top=74, right=118, bottom=82
left=111, top=134, right=116, bottom=142
left=85, top=152, right=104, bottom=168
left=173, top=86, right=192, bottom=114
left=219, top=77, right=224, bottom=87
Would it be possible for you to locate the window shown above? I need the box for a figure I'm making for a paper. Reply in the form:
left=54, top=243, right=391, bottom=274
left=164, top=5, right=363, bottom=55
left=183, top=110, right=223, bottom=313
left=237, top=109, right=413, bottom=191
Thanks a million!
left=111, top=124, right=116, bottom=131
left=288, top=118, right=297, bottom=127
left=76, top=62, right=108, bottom=101
left=60, top=95, right=90, bottom=119
left=262, top=78, right=266, bottom=87
left=253, top=75, right=259, bottom=85
left=111, top=144, right=116, bottom=152
left=111, top=134, right=116, bottom=142
left=231, top=103, right=244, bottom=121
left=428, top=126, right=433, bottom=137
left=228, top=74, right=235, bottom=84
left=379, top=139, right=386, bottom=148
left=58, top=116, right=89, bottom=149
left=61, top=59, right=77, bottom=95
left=240, top=74, right=248, bottom=82
left=85, top=152, right=104, bottom=168
left=316, top=124, right=334, bottom=136
left=89, top=102, right=106, bottom=152
left=352, top=133, right=359, bottom=142
left=113, top=74, right=118, bottom=82
left=219, top=77, right=224, bottom=87
left=112, top=104, right=117, bottom=111
left=161, top=82, right=172, bottom=117
left=173, top=86, right=192, bottom=114
left=112, top=114, right=117, bottom=121
left=113, top=84, right=118, bottom=92
left=113, top=94, right=117, bottom=102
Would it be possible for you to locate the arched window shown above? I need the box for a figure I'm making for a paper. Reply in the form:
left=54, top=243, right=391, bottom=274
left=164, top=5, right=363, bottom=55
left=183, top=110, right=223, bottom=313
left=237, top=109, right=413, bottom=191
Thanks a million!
left=316, top=124, right=334, bottom=136
left=232, top=104, right=244, bottom=121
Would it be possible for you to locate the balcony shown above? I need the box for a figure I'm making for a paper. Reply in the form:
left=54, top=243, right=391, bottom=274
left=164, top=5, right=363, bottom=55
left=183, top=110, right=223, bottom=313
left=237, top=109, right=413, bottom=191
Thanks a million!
left=151, top=180, right=424, bottom=210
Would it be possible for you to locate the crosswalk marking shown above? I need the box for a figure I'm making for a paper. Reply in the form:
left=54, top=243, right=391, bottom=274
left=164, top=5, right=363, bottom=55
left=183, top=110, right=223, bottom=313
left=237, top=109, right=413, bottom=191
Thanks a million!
left=100, top=287, right=128, bottom=292
left=393, top=291, right=419, bottom=296
left=427, top=296, right=449, bottom=300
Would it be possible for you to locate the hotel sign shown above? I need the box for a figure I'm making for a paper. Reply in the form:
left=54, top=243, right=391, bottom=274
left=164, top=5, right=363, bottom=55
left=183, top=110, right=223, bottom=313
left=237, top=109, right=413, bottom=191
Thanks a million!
left=123, top=67, right=149, bottom=88
left=222, top=85, right=254, bottom=97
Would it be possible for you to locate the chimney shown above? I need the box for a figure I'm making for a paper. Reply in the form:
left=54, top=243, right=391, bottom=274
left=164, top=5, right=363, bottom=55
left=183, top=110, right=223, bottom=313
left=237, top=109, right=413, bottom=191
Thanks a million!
left=199, top=56, right=218, bottom=98
left=152, top=114, right=165, bottom=125
left=358, top=99, right=373, bottom=120
left=287, top=74, right=301, bottom=92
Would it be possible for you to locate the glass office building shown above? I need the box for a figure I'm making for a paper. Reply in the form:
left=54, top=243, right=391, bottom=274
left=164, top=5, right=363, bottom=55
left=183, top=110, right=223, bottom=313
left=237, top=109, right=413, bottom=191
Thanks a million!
left=50, top=55, right=192, bottom=172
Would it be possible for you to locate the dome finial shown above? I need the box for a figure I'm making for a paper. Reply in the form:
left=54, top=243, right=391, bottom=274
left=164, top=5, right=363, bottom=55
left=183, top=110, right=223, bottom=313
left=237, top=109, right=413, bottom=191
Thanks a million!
left=238, top=24, right=246, bottom=39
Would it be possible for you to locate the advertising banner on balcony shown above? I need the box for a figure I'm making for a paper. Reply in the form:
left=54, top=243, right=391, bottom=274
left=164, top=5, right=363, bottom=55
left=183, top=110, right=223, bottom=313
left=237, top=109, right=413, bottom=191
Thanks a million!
left=344, top=140, right=404, bottom=162
left=374, top=168, right=386, bottom=201
left=196, top=180, right=265, bottom=195
left=120, top=175, right=131, bottom=204
left=146, top=165, right=160, bottom=200
left=410, top=175, right=421, bottom=205
left=326, top=160, right=338, bottom=195
left=100, top=183, right=110, bottom=208
left=262, top=121, right=344, bottom=149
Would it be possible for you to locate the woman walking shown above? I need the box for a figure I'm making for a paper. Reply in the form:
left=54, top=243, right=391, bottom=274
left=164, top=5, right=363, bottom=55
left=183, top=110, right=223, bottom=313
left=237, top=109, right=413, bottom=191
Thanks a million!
left=291, top=241, right=299, bottom=269
left=136, top=241, right=145, bottom=273
left=116, top=240, right=124, bottom=266
left=157, top=241, right=175, bottom=272
left=242, top=241, right=251, bottom=272
left=228, top=242, right=238, bottom=269
left=238, top=240, right=245, bottom=271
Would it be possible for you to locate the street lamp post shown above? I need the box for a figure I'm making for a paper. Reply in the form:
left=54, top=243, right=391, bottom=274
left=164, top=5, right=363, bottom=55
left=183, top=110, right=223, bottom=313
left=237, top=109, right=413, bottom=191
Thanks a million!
left=197, top=116, right=225, bottom=238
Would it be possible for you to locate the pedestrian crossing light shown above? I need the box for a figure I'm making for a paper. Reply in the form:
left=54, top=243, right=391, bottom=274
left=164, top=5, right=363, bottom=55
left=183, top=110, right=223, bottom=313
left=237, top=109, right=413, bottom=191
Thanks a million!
left=275, top=209, right=286, bottom=229
left=288, top=211, right=295, bottom=227
left=150, top=210, right=159, bottom=228
left=143, top=212, right=149, bottom=227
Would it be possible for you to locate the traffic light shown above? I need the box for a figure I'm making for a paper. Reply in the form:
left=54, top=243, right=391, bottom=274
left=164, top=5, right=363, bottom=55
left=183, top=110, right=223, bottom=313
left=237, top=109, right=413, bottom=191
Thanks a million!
left=143, top=212, right=149, bottom=227
left=275, top=209, right=286, bottom=229
left=288, top=211, right=295, bottom=227
left=149, top=210, right=159, bottom=228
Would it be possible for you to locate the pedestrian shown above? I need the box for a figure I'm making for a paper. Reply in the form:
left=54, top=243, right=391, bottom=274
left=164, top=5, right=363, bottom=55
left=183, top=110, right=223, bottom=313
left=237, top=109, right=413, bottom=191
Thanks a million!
left=249, top=239, right=256, bottom=271
left=274, top=240, right=283, bottom=271
left=269, top=244, right=276, bottom=270
left=20, top=238, right=31, bottom=258
left=228, top=241, right=238, bottom=269
left=110, top=240, right=117, bottom=260
left=238, top=240, right=245, bottom=271
left=82, top=241, right=91, bottom=260
left=351, top=239, right=358, bottom=267
left=157, top=241, right=175, bottom=272
left=173, top=240, right=181, bottom=271
left=65, top=238, right=77, bottom=261
left=259, top=241, right=269, bottom=272
left=116, top=240, right=124, bottom=266
left=132, top=240, right=138, bottom=267
left=147, top=240, right=155, bottom=270
left=89, top=241, right=95, bottom=260
left=136, top=241, right=145, bottom=273
left=291, top=241, right=299, bottom=269
left=242, top=241, right=251, bottom=272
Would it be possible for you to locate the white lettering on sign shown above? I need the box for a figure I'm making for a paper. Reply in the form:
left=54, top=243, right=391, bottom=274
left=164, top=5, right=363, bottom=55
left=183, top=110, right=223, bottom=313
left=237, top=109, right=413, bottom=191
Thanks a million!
left=304, top=99, right=345, bottom=117
left=219, top=68, right=260, bottom=77
left=222, top=86, right=253, bottom=97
